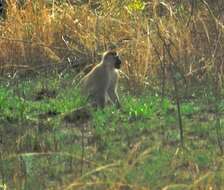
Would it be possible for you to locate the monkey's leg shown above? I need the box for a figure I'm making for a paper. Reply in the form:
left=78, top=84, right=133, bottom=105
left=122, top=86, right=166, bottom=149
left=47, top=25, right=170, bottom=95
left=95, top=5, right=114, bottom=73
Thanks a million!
left=107, top=89, right=121, bottom=108
left=96, top=95, right=106, bottom=108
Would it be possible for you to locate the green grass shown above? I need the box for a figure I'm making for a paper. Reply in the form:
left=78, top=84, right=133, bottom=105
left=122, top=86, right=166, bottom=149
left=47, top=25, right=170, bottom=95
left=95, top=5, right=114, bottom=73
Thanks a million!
left=0, top=75, right=224, bottom=190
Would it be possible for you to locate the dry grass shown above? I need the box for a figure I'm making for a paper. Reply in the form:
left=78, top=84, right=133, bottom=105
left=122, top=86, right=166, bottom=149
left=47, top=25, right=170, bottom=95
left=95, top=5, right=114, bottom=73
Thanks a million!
left=0, top=0, right=223, bottom=89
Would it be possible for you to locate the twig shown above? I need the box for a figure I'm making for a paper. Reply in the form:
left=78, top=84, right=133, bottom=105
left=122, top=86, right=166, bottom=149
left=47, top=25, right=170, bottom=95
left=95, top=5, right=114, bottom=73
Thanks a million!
left=156, top=24, right=184, bottom=148
left=186, top=0, right=196, bottom=27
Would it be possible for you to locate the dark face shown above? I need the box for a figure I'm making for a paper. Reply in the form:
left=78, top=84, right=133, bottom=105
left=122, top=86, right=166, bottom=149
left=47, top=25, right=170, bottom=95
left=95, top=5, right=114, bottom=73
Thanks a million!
left=104, top=51, right=122, bottom=69
left=114, top=55, right=122, bottom=69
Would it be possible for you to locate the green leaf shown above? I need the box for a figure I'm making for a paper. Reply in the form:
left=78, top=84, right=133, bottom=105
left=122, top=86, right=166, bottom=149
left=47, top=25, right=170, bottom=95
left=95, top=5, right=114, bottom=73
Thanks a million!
left=127, top=0, right=145, bottom=12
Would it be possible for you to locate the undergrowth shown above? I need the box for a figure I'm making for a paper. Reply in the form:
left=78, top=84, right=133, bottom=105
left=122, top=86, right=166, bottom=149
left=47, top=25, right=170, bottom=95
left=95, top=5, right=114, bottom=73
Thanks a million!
left=0, top=75, right=224, bottom=190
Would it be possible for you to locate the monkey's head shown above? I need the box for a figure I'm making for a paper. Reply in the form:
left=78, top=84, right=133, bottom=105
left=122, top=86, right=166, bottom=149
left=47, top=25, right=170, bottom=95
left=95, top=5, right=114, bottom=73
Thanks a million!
left=103, top=51, right=122, bottom=69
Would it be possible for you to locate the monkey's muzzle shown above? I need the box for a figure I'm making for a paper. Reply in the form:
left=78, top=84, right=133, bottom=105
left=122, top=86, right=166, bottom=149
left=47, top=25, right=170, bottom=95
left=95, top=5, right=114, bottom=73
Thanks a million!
left=115, top=57, right=121, bottom=69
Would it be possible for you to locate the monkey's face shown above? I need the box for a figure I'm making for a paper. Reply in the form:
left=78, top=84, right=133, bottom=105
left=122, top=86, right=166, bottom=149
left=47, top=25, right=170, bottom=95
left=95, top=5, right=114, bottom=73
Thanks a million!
left=114, top=55, right=122, bottom=69
left=104, top=51, right=122, bottom=69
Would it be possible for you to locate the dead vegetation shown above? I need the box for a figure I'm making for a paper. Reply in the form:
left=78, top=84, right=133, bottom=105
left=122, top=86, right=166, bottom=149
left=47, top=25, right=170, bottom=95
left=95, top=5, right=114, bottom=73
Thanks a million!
left=0, top=0, right=222, bottom=93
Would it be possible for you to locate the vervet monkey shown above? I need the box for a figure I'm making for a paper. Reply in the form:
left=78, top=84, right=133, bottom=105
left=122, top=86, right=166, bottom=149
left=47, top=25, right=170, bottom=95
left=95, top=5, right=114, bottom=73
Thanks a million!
left=80, top=51, right=122, bottom=108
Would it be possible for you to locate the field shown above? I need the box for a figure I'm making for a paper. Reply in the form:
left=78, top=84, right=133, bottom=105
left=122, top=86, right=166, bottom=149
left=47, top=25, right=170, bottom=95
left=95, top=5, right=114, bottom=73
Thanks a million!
left=0, top=0, right=224, bottom=190
left=0, top=74, right=223, bottom=190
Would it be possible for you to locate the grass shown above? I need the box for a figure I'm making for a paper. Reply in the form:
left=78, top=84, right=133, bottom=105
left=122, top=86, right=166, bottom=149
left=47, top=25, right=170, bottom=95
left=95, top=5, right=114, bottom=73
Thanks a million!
left=0, top=74, right=224, bottom=190
left=1, top=0, right=220, bottom=89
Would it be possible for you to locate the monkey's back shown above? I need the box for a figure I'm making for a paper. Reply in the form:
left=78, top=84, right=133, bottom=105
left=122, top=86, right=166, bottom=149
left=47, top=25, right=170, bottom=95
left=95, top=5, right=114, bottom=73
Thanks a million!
left=80, top=64, right=110, bottom=96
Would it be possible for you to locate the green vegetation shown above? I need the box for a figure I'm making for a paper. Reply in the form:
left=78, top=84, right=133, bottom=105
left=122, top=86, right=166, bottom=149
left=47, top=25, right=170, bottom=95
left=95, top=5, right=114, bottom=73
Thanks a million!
left=0, top=75, right=224, bottom=190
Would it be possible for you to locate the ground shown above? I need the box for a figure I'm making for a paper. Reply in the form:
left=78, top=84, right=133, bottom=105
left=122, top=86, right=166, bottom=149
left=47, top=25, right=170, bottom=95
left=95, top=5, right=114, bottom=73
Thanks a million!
left=0, top=74, right=224, bottom=190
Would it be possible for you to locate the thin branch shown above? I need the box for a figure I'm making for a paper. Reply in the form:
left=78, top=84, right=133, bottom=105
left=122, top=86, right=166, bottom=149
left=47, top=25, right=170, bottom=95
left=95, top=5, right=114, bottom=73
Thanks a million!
left=156, top=24, right=184, bottom=148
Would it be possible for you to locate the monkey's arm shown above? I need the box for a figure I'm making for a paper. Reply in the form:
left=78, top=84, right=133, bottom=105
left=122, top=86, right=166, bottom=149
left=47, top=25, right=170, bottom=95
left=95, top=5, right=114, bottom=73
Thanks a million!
left=107, top=72, right=121, bottom=108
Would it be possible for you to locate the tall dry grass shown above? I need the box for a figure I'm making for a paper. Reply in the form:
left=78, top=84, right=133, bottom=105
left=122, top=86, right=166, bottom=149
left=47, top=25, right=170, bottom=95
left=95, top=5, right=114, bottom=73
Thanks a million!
left=0, top=0, right=223, bottom=92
